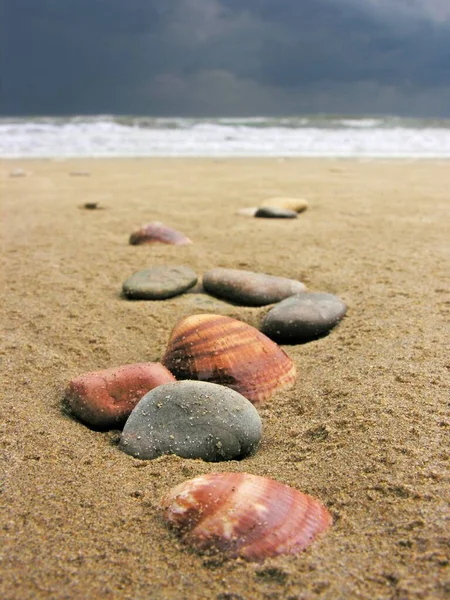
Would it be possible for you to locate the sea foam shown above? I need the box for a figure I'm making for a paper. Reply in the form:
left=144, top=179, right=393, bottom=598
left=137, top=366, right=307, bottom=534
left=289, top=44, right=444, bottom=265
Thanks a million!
left=1, top=115, right=449, bottom=158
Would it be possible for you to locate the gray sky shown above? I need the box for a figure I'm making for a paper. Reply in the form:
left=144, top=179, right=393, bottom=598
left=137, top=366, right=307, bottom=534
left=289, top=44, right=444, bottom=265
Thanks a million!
left=2, top=0, right=450, bottom=117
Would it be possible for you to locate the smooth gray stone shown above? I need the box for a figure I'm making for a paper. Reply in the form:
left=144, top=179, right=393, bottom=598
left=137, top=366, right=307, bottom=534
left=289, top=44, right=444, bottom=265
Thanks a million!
left=203, top=267, right=306, bottom=306
left=261, top=293, right=347, bottom=343
left=122, top=266, right=197, bottom=300
left=119, top=381, right=262, bottom=461
left=254, top=207, right=298, bottom=219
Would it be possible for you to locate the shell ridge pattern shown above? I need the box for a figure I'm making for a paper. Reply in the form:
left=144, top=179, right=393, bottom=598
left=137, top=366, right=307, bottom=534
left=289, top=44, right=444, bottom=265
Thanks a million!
left=267, top=492, right=331, bottom=556
left=177, top=474, right=239, bottom=534
left=161, top=473, right=332, bottom=561
left=235, top=478, right=298, bottom=558
left=242, top=486, right=306, bottom=557
left=162, top=314, right=296, bottom=403
left=191, top=474, right=270, bottom=550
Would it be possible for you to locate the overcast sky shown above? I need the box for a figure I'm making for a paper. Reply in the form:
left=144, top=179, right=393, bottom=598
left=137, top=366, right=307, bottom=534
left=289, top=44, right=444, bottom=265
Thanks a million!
left=2, top=0, right=450, bottom=117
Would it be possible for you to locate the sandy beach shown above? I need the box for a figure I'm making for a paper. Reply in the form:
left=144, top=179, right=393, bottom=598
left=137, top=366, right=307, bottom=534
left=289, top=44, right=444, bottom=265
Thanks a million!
left=1, top=158, right=449, bottom=599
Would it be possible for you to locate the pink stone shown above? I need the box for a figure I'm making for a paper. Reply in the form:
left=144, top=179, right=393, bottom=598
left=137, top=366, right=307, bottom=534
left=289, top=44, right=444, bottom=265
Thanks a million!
left=65, top=362, right=175, bottom=429
left=129, top=222, right=192, bottom=245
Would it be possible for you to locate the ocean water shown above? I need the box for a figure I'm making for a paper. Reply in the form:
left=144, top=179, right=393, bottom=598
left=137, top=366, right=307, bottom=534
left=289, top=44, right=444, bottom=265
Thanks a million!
left=1, top=115, right=450, bottom=158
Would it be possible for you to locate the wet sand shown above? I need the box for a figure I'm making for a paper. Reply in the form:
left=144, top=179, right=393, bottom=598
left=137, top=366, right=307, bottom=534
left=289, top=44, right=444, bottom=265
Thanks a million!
left=1, top=158, right=449, bottom=599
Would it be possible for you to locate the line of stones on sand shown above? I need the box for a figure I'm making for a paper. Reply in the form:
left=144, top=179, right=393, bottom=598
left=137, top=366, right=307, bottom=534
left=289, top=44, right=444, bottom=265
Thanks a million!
left=64, top=194, right=346, bottom=463
left=3, top=169, right=342, bottom=556
left=127, top=198, right=309, bottom=246
left=61, top=191, right=343, bottom=558
left=121, top=265, right=347, bottom=343
left=65, top=265, right=346, bottom=460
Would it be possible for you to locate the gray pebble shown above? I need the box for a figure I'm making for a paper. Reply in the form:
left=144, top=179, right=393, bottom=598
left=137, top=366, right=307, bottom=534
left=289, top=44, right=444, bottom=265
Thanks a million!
left=255, top=207, right=298, bottom=219
left=119, top=381, right=262, bottom=461
left=203, top=267, right=306, bottom=306
left=261, top=292, right=347, bottom=343
left=122, top=265, right=197, bottom=300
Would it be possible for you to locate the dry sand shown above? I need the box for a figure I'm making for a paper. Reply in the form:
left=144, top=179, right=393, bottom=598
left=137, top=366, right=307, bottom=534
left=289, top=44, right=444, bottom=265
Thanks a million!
left=1, top=158, right=449, bottom=600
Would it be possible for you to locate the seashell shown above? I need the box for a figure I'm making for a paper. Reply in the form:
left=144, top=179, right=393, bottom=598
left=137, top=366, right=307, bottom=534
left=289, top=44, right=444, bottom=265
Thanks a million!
left=161, top=314, right=296, bottom=404
left=129, top=221, right=192, bottom=246
left=161, top=472, right=332, bottom=562
left=261, top=197, right=309, bottom=213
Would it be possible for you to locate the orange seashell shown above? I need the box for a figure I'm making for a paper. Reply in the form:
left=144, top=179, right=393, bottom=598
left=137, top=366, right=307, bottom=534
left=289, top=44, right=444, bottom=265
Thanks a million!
left=161, top=314, right=296, bottom=404
left=129, top=221, right=192, bottom=245
left=161, top=472, right=332, bottom=562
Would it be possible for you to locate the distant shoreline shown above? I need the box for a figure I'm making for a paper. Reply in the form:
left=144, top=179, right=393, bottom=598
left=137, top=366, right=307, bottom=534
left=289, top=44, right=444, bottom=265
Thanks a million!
left=2, top=115, right=450, bottom=159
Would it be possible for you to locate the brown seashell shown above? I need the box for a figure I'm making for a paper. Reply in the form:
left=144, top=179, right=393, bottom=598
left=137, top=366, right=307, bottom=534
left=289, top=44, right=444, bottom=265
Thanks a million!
left=161, top=472, right=332, bottom=562
left=161, top=314, right=296, bottom=404
left=129, top=221, right=192, bottom=246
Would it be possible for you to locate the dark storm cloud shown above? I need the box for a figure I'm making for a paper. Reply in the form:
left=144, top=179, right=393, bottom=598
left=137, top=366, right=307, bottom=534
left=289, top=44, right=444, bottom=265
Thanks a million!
left=1, top=0, right=450, bottom=116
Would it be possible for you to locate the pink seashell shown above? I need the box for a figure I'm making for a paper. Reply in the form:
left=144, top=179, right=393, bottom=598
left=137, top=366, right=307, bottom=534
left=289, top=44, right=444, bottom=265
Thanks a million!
left=129, top=221, right=192, bottom=245
left=161, top=314, right=296, bottom=404
left=161, top=472, right=332, bottom=562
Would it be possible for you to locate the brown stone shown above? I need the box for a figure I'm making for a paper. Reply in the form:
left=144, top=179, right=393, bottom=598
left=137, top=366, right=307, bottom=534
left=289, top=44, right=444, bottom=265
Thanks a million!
left=203, top=268, right=306, bottom=306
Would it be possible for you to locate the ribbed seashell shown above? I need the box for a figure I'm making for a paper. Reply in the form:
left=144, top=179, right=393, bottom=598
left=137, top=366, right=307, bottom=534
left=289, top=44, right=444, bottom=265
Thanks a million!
left=129, top=221, right=192, bottom=245
left=161, top=314, right=296, bottom=404
left=161, top=472, right=332, bottom=562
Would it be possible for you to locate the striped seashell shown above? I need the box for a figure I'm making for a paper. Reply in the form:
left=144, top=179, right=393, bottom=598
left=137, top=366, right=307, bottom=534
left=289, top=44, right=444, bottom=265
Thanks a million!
left=161, top=472, right=332, bottom=562
left=161, top=314, right=296, bottom=404
left=129, top=221, right=192, bottom=245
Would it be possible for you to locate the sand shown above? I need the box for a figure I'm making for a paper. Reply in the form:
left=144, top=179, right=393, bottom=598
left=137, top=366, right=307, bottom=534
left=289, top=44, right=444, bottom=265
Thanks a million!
left=1, top=158, right=449, bottom=600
